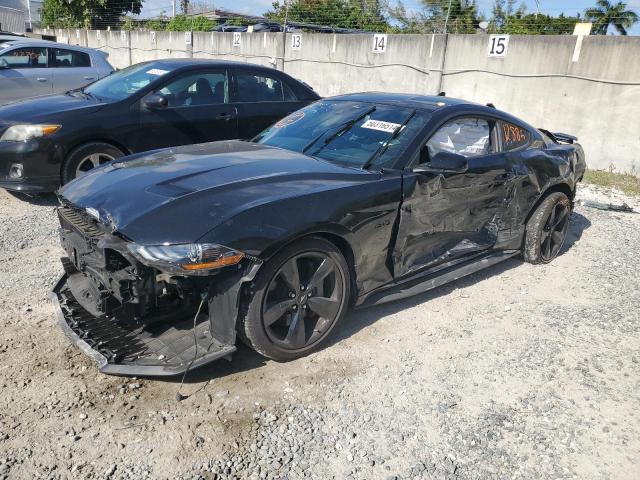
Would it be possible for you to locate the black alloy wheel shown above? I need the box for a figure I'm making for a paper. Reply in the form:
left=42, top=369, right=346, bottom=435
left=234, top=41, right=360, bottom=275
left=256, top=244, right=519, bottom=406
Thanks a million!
left=524, top=191, right=572, bottom=264
left=263, top=252, right=345, bottom=351
left=239, top=236, right=351, bottom=361
left=540, top=200, right=570, bottom=261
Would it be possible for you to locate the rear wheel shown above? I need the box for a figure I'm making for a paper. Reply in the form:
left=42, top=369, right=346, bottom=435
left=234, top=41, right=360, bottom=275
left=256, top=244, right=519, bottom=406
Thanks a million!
left=239, top=237, right=351, bottom=361
left=524, top=192, right=571, bottom=264
left=61, top=142, right=124, bottom=184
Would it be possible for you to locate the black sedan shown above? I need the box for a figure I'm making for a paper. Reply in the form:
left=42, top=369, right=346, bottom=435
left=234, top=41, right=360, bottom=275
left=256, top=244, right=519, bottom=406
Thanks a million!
left=0, top=59, right=319, bottom=192
left=52, top=93, right=585, bottom=376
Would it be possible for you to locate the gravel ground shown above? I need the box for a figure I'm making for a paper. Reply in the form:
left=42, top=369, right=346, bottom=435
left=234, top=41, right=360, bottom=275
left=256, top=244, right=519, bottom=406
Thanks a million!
left=0, top=183, right=638, bottom=480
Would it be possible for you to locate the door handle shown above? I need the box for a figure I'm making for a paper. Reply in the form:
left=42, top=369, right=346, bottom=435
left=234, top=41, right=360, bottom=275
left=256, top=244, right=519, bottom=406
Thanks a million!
left=215, top=113, right=234, bottom=121
left=83, top=76, right=95, bottom=80
left=36, top=77, right=48, bottom=82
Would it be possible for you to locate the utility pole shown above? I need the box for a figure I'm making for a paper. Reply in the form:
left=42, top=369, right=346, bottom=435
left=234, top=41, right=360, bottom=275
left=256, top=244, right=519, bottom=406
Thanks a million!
left=27, top=0, right=33, bottom=30
left=172, top=0, right=176, bottom=17
left=443, top=0, right=453, bottom=34
left=279, top=0, right=289, bottom=72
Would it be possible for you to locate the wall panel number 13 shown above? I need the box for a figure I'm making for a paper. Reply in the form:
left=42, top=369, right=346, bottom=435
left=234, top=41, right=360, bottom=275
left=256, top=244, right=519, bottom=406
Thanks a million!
left=291, top=34, right=302, bottom=50
left=487, top=35, right=509, bottom=57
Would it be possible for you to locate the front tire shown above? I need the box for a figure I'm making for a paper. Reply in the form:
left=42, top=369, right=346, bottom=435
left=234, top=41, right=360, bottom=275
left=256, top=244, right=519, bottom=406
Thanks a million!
left=239, top=236, right=351, bottom=362
left=61, top=142, right=124, bottom=184
left=524, top=192, right=571, bottom=264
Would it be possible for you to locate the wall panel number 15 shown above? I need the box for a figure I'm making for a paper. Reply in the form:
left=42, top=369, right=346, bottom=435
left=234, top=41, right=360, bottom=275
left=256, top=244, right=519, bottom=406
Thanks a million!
left=487, top=35, right=509, bottom=57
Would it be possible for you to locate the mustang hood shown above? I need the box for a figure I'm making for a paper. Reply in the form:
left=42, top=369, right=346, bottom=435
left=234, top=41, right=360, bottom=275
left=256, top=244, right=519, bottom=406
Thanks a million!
left=59, top=141, right=374, bottom=245
left=0, top=93, right=107, bottom=124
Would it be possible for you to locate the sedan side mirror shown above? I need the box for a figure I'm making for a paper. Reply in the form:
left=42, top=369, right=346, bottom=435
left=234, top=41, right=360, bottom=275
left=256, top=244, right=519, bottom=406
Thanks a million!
left=142, top=93, right=168, bottom=110
left=0, top=58, right=9, bottom=69
left=414, top=151, right=468, bottom=174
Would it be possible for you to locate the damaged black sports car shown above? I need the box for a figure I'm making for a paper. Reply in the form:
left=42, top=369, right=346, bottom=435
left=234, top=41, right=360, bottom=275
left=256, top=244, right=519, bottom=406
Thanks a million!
left=52, top=93, right=586, bottom=376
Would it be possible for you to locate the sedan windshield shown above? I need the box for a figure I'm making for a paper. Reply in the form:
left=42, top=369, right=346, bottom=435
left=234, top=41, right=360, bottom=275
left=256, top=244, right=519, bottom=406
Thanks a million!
left=254, top=100, right=428, bottom=168
left=84, top=62, right=175, bottom=101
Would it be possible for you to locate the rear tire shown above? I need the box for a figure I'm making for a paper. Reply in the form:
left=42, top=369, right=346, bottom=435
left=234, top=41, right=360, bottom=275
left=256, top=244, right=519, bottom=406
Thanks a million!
left=61, top=142, right=124, bottom=184
left=523, top=192, right=571, bottom=264
left=239, top=236, right=351, bottom=362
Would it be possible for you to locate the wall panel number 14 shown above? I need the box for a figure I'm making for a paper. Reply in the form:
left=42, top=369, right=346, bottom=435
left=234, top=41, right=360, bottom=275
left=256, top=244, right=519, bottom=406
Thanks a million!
left=487, top=35, right=509, bottom=57
left=373, top=34, right=387, bottom=53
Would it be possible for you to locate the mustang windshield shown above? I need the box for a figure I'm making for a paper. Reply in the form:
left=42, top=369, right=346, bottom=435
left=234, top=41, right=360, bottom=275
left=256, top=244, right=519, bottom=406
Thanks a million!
left=84, top=62, right=175, bottom=101
left=254, top=101, right=428, bottom=168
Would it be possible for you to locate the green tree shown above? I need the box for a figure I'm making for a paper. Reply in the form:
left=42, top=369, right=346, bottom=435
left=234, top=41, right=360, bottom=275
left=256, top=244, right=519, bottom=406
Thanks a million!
left=489, top=0, right=581, bottom=34
left=585, top=0, right=638, bottom=34
left=41, top=0, right=143, bottom=29
left=389, top=0, right=479, bottom=34
left=266, top=0, right=389, bottom=31
left=167, top=14, right=215, bottom=31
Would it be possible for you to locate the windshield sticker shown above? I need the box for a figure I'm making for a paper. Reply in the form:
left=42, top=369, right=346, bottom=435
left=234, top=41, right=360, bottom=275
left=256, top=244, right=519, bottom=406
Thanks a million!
left=275, top=110, right=305, bottom=128
left=361, top=119, right=402, bottom=133
left=146, top=68, right=169, bottom=76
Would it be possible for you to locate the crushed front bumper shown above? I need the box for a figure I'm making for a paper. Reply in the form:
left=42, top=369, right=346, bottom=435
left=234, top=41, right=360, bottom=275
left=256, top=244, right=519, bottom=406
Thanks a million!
left=51, top=274, right=237, bottom=376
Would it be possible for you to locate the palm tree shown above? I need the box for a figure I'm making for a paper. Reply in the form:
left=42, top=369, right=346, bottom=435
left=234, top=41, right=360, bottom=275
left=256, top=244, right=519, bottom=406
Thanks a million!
left=585, top=0, right=638, bottom=35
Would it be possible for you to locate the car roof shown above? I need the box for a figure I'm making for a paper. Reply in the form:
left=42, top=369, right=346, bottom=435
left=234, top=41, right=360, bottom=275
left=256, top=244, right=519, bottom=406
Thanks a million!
left=140, top=58, right=276, bottom=68
left=329, top=92, right=484, bottom=111
left=2, top=38, right=111, bottom=53
left=328, top=92, right=533, bottom=128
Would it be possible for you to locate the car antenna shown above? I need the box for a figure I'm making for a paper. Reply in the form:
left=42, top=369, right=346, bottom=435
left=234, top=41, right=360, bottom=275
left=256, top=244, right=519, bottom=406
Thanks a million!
left=486, top=102, right=496, bottom=109
left=437, top=91, right=446, bottom=96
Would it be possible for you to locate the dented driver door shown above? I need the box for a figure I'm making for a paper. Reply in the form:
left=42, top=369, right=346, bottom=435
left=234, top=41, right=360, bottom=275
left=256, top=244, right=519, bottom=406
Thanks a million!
left=393, top=117, right=512, bottom=278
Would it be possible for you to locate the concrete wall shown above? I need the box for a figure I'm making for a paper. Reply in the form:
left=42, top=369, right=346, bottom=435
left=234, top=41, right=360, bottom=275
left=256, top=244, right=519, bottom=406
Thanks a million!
left=36, top=28, right=640, bottom=173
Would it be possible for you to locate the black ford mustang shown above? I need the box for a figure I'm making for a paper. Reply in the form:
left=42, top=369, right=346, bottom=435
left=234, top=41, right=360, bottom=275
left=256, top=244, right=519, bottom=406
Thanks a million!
left=52, top=93, right=586, bottom=376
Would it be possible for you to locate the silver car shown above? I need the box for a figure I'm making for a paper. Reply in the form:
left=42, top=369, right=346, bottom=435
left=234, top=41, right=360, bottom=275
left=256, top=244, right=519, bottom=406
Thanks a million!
left=0, top=40, right=113, bottom=104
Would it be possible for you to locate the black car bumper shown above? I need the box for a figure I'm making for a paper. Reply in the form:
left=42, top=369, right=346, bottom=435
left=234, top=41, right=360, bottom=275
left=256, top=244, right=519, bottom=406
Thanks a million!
left=51, top=274, right=238, bottom=376
left=0, top=139, right=63, bottom=192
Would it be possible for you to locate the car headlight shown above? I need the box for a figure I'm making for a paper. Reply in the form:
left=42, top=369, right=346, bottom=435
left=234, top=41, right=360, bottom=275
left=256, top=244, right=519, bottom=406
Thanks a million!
left=127, top=243, right=245, bottom=276
left=0, top=124, right=61, bottom=142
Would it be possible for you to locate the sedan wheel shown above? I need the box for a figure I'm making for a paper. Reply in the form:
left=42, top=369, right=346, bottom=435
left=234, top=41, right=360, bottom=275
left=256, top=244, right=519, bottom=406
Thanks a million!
left=61, top=142, right=124, bottom=185
left=239, top=236, right=351, bottom=361
left=75, top=153, right=115, bottom=178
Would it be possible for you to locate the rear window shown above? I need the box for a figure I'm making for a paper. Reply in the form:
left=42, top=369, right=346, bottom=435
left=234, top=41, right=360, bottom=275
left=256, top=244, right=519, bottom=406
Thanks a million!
left=236, top=72, right=296, bottom=102
left=52, top=48, right=91, bottom=68
left=500, top=121, right=531, bottom=150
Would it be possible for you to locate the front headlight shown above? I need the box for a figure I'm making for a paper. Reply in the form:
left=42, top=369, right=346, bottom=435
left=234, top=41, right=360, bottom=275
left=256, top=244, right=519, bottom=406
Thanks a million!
left=127, top=242, right=245, bottom=276
left=0, top=124, right=61, bottom=142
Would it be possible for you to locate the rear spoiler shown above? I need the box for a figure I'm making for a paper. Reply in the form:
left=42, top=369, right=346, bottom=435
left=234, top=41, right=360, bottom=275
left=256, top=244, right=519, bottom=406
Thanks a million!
left=539, top=128, right=577, bottom=144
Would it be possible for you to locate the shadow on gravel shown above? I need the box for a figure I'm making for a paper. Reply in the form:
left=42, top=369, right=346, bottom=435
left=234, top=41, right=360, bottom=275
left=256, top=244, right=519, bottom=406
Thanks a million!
left=8, top=191, right=58, bottom=207
left=150, top=212, right=592, bottom=385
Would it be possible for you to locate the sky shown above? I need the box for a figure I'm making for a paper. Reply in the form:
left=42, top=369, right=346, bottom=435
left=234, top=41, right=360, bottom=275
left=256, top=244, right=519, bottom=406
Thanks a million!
left=139, top=0, right=640, bottom=35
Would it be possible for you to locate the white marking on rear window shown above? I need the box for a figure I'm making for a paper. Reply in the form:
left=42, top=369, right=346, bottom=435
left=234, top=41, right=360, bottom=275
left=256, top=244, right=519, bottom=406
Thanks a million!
left=146, top=68, right=169, bottom=76
left=361, top=119, right=402, bottom=133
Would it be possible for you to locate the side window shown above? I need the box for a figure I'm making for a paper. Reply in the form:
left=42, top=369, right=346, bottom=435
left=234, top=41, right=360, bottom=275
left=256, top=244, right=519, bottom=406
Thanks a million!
left=0, top=47, right=47, bottom=68
left=157, top=71, right=227, bottom=107
left=422, top=117, right=492, bottom=163
left=500, top=122, right=530, bottom=150
left=52, top=48, right=91, bottom=68
left=236, top=72, right=286, bottom=102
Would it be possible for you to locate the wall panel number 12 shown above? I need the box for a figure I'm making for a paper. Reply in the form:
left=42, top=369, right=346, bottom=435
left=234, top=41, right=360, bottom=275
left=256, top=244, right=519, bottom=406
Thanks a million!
left=488, top=35, right=509, bottom=57
left=373, top=34, right=387, bottom=53
left=233, top=32, right=241, bottom=47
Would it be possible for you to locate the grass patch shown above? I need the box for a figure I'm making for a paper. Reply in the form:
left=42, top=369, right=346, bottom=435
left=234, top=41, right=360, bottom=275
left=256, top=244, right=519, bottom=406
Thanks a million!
left=583, top=169, right=640, bottom=197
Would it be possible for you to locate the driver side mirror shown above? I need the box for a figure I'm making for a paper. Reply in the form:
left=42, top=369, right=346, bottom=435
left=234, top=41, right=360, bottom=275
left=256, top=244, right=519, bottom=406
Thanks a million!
left=0, top=58, right=9, bottom=69
left=142, top=93, right=168, bottom=110
left=414, top=151, right=468, bottom=174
